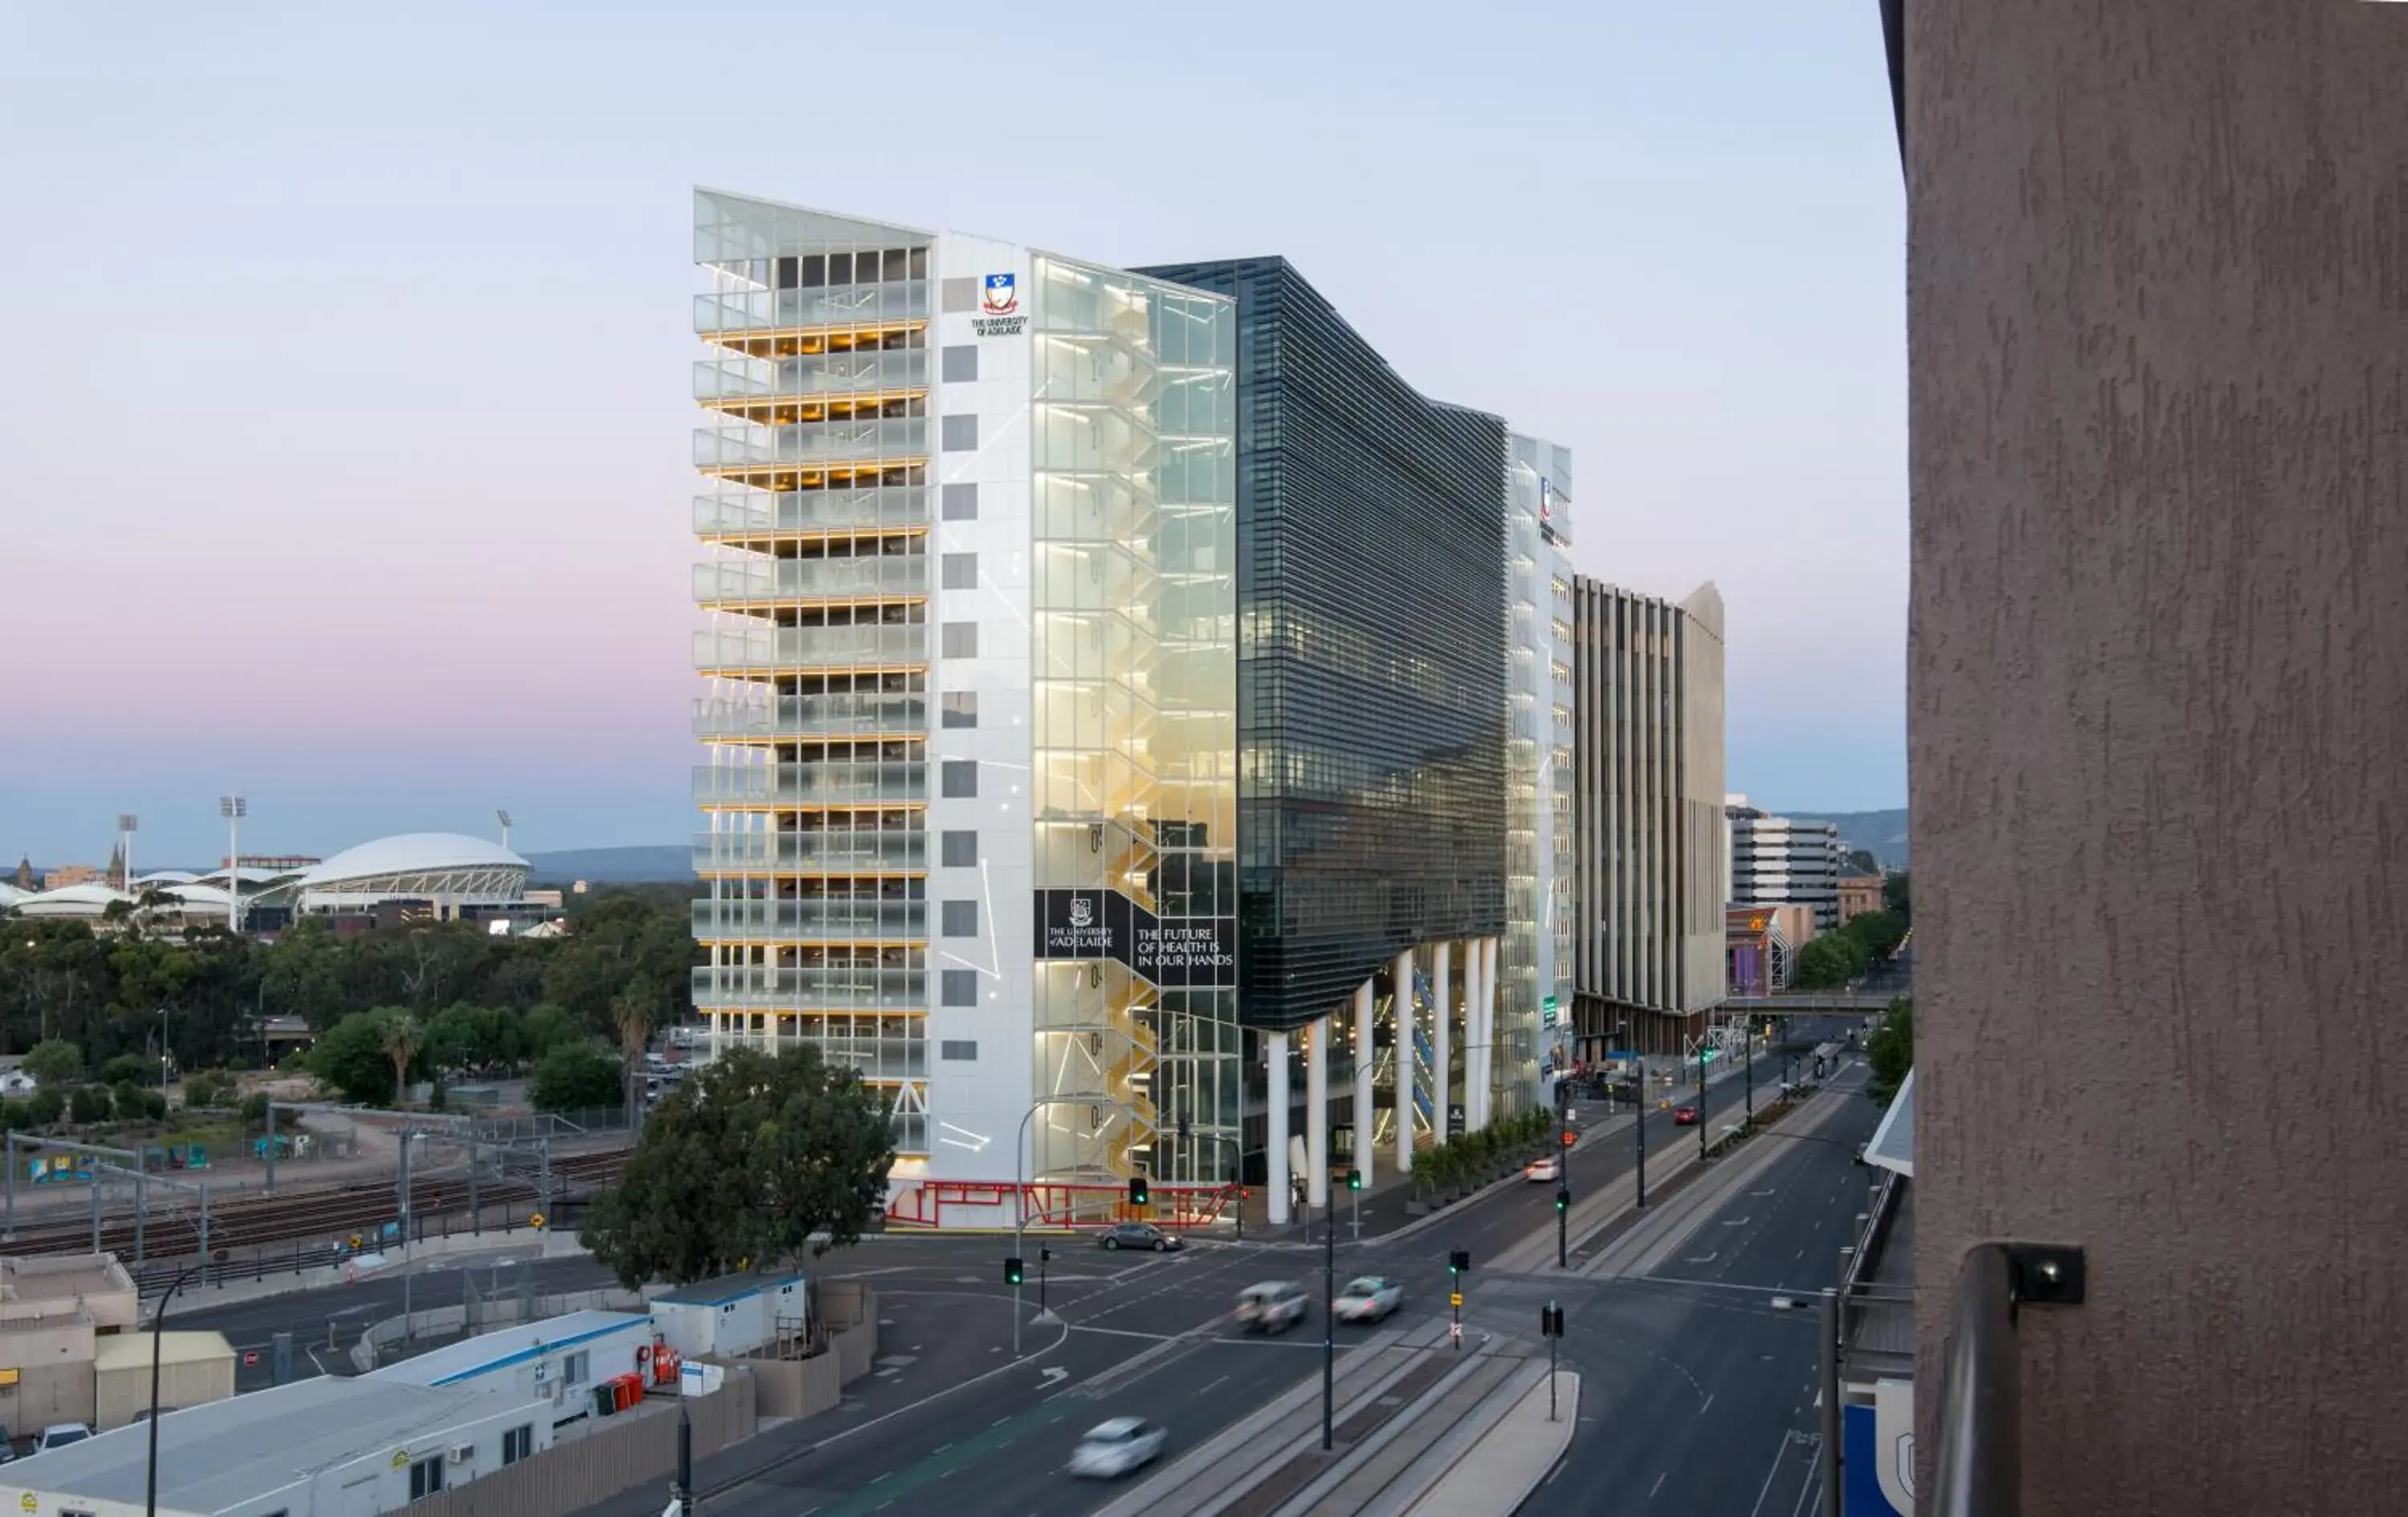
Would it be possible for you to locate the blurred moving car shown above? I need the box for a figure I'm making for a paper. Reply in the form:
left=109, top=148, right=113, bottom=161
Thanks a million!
left=1235, top=1280, right=1310, bottom=1334
left=1098, top=1221, right=1183, bottom=1251
left=1523, top=1156, right=1560, bottom=1182
left=1068, top=1417, right=1167, bottom=1478
left=1333, top=1276, right=1403, bottom=1323
left=1673, top=1105, right=1700, bottom=1126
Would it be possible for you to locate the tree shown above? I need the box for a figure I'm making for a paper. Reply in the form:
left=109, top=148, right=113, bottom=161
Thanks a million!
left=309, top=1010, right=405, bottom=1104
left=67, top=1084, right=112, bottom=1125
left=1839, top=908, right=1909, bottom=963
left=1792, top=933, right=1869, bottom=990
left=582, top=1044, right=895, bottom=1288
left=612, top=985, right=656, bottom=1125
left=519, top=1003, right=582, bottom=1061
left=99, top=1053, right=153, bottom=1087
left=1883, top=871, right=1910, bottom=923
left=1845, top=848, right=1881, bottom=876
left=1866, top=997, right=1914, bottom=1107
left=26, top=1087, right=64, bottom=1128
left=22, top=1039, right=83, bottom=1086
left=530, top=1041, right=627, bottom=1112
left=380, top=1011, right=422, bottom=1108
left=425, top=1002, right=520, bottom=1076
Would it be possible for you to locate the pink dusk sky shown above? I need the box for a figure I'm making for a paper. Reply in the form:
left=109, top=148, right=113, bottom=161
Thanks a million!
left=0, top=1, right=1906, bottom=867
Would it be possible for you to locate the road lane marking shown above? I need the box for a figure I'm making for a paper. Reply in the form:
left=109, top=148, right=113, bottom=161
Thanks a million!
left=1698, top=1393, right=1714, bottom=1416
left=1650, top=1470, right=1669, bottom=1499
left=1744, top=1430, right=1797, bottom=1517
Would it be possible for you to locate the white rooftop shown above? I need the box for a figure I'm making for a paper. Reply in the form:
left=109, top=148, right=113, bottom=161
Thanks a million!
left=0, top=1375, right=529, bottom=1513
left=299, top=832, right=529, bottom=886
left=367, top=1309, right=649, bottom=1388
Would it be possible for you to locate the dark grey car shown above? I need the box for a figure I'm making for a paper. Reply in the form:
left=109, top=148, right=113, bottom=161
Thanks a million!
left=1099, top=1221, right=1182, bottom=1251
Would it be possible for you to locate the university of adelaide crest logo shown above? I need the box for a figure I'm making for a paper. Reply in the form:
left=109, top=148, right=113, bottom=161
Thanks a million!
left=1068, top=896, right=1094, bottom=929
left=973, top=271, right=1027, bottom=338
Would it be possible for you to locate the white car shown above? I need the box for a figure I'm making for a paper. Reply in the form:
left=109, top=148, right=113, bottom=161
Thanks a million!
left=1333, top=1275, right=1403, bottom=1323
left=1524, top=1156, right=1561, bottom=1183
left=1068, top=1417, right=1167, bottom=1479
left=32, top=1422, right=92, bottom=1454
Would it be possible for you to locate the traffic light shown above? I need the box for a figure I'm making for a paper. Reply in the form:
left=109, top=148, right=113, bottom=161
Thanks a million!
left=1004, top=1255, right=1024, bottom=1286
left=1129, top=1176, right=1149, bottom=1207
left=1039, top=1245, right=1052, bottom=1265
left=1540, top=1303, right=1566, bottom=1338
left=1554, top=1187, right=1569, bottom=1214
left=1448, top=1248, right=1470, bottom=1276
left=1345, top=1168, right=1362, bottom=1192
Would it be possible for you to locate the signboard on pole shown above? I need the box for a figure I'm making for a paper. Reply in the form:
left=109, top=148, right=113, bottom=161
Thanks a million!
left=1541, top=995, right=1559, bottom=1029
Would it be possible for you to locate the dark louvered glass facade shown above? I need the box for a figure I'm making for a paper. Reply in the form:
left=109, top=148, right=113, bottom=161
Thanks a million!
left=1134, top=258, right=1509, bottom=1033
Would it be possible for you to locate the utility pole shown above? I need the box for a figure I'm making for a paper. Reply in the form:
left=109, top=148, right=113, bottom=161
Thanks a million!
left=1745, top=1019, right=1755, bottom=1125
left=1634, top=1058, right=1648, bottom=1210
left=669, top=1400, right=695, bottom=1517
left=1698, top=1043, right=1709, bottom=1161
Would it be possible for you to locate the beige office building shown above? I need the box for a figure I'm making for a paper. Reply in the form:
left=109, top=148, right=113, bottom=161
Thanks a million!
left=1568, top=578, right=1727, bottom=1056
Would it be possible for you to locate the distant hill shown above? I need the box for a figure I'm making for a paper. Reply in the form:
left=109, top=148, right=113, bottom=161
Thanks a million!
left=1784, top=808, right=1910, bottom=869
left=524, top=845, right=689, bottom=884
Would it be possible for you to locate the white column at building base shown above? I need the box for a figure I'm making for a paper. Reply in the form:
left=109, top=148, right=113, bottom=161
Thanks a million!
left=1266, top=1030, right=1291, bottom=1226
left=1353, top=975, right=1376, bottom=1190
left=1393, top=946, right=1417, bottom=1175
left=1306, top=1015, right=1330, bottom=1210
left=1433, top=941, right=1453, bottom=1143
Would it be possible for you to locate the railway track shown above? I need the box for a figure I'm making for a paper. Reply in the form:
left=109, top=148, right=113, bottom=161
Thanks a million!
left=0, top=1149, right=628, bottom=1262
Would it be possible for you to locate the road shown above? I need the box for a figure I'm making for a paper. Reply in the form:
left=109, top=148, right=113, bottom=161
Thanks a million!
left=1515, top=1060, right=1886, bottom=1517
left=180, top=1250, right=618, bottom=1389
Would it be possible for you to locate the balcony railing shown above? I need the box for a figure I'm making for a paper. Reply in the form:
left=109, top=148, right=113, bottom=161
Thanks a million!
left=693, top=763, right=926, bottom=806
left=692, top=624, right=925, bottom=671
left=694, top=487, right=929, bottom=538
left=695, top=419, right=928, bottom=470
left=706, top=1030, right=929, bottom=1082
left=694, top=281, right=929, bottom=334
left=1932, top=1242, right=2086, bottom=1517
left=691, top=831, right=927, bottom=872
left=693, top=557, right=927, bottom=605
left=694, top=900, right=927, bottom=941
left=694, top=693, right=929, bottom=740
left=696, top=350, right=931, bottom=402
left=689, top=966, right=927, bottom=1011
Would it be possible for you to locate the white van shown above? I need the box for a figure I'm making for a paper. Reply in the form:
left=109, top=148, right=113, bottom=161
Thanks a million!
left=1235, top=1281, right=1309, bottom=1335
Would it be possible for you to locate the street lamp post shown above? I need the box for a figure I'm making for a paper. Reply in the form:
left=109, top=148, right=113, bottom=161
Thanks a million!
left=1011, top=1096, right=1132, bottom=1357
left=147, top=1251, right=218, bottom=1517
left=1698, top=1043, right=1709, bottom=1162
left=218, top=796, right=246, bottom=933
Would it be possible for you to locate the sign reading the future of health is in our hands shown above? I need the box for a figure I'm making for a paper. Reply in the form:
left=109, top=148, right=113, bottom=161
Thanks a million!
left=1033, top=889, right=1237, bottom=987
left=972, top=272, right=1026, bottom=338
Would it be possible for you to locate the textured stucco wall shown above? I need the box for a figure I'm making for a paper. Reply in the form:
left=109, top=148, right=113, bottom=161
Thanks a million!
left=1909, top=3, right=2408, bottom=1514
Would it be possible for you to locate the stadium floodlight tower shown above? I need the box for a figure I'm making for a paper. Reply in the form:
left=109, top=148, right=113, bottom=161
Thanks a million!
left=116, top=814, right=137, bottom=890
left=219, top=795, right=246, bottom=932
left=497, top=809, right=513, bottom=852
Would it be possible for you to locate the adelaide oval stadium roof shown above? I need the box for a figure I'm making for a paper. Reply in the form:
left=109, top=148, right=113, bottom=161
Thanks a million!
left=292, top=832, right=531, bottom=910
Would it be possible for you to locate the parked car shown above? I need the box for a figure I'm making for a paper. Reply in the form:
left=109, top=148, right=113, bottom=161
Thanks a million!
left=1068, top=1417, right=1167, bottom=1478
left=1235, top=1281, right=1310, bottom=1334
left=1523, top=1156, right=1560, bottom=1182
left=1673, top=1105, right=1701, bottom=1126
left=1098, top=1221, right=1182, bottom=1252
left=33, top=1422, right=92, bottom=1454
left=1333, top=1276, right=1403, bottom=1323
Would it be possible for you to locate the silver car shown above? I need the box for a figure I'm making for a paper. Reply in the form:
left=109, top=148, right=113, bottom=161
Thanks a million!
left=1333, top=1275, right=1403, bottom=1323
left=1068, top=1417, right=1167, bottom=1478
